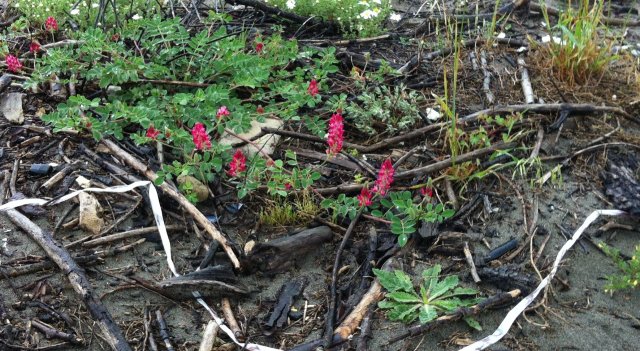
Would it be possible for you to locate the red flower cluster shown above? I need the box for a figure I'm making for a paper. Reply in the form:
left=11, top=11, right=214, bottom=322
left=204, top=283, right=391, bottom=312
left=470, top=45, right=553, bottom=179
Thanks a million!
left=5, top=55, right=22, bottom=72
left=256, top=105, right=264, bottom=114
left=228, top=149, right=247, bottom=177
left=373, top=159, right=394, bottom=196
left=420, top=186, right=433, bottom=197
left=30, top=42, right=41, bottom=53
left=45, top=17, right=58, bottom=31
left=307, top=79, right=319, bottom=97
left=256, top=42, right=264, bottom=54
left=192, top=123, right=211, bottom=150
left=358, top=159, right=395, bottom=207
left=357, top=187, right=372, bottom=207
left=146, top=126, right=160, bottom=139
left=216, top=106, right=230, bottom=119
left=326, top=111, right=344, bottom=156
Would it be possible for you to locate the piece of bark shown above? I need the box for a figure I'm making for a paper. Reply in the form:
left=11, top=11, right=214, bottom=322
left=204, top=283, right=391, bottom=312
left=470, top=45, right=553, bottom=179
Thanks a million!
left=3, top=209, right=132, bottom=351
left=242, top=226, right=333, bottom=273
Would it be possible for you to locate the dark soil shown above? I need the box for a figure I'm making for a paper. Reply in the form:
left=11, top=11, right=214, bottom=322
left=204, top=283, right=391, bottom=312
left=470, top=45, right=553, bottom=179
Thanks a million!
left=1, top=1, right=640, bottom=351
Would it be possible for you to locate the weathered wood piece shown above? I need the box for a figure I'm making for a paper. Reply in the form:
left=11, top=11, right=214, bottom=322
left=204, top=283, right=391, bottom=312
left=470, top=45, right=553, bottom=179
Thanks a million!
left=156, top=265, right=248, bottom=300
left=243, top=226, right=333, bottom=273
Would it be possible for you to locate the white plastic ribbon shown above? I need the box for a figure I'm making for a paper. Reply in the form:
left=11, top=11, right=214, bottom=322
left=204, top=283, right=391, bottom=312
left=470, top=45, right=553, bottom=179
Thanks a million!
left=460, top=209, right=625, bottom=351
left=0, top=180, right=281, bottom=351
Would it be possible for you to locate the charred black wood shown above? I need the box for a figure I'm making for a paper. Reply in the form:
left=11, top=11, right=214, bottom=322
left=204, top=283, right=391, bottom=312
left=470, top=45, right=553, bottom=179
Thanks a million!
left=198, top=240, right=219, bottom=270
left=262, top=278, right=307, bottom=335
left=477, top=265, right=536, bottom=294
left=242, top=226, right=333, bottom=273
left=156, top=265, right=248, bottom=300
left=476, top=238, right=519, bottom=266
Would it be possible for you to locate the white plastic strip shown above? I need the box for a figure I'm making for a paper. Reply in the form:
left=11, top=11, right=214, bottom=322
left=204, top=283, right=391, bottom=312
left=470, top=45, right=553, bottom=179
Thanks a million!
left=0, top=181, right=281, bottom=351
left=460, top=209, right=625, bottom=351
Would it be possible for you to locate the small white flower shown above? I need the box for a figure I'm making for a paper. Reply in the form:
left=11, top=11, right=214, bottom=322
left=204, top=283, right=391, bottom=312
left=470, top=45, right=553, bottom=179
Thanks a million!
left=92, top=3, right=99, bottom=8
left=516, top=46, right=528, bottom=53
left=286, top=0, right=295, bottom=9
left=389, top=13, right=402, bottom=22
left=372, top=0, right=381, bottom=3
left=360, top=9, right=374, bottom=19
left=132, top=14, right=142, bottom=20
left=71, top=8, right=80, bottom=15
left=497, top=32, right=506, bottom=39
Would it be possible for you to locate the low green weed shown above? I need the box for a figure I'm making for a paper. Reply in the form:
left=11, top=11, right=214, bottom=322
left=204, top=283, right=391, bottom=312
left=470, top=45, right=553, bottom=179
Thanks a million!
left=599, top=242, right=640, bottom=293
left=342, top=83, right=424, bottom=136
left=374, top=264, right=483, bottom=329
left=259, top=190, right=319, bottom=227
left=321, top=190, right=454, bottom=246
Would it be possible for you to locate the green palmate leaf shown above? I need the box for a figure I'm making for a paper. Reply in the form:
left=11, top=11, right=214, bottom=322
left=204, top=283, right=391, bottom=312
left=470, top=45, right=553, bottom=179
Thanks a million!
left=387, top=291, right=421, bottom=303
left=418, top=304, right=438, bottom=324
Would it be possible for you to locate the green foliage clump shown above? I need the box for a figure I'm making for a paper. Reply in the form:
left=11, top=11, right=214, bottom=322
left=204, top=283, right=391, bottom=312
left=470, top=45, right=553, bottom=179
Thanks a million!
left=264, top=0, right=392, bottom=37
left=35, top=16, right=336, bottom=199
left=599, top=242, right=640, bottom=293
left=374, top=264, right=482, bottom=329
left=540, top=0, right=618, bottom=86
left=321, top=190, right=454, bottom=247
left=344, top=83, right=424, bottom=136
